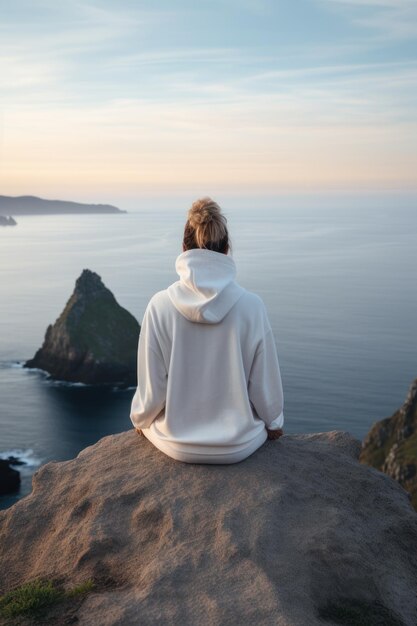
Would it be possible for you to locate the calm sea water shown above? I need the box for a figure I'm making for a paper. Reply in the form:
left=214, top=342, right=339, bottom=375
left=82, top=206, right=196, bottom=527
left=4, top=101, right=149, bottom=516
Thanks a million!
left=1, top=205, right=416, bottom=509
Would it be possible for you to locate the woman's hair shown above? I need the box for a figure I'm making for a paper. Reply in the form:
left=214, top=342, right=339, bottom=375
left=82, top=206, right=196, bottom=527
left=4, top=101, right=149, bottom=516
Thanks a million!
left=183, top=197, right=230, bottom=254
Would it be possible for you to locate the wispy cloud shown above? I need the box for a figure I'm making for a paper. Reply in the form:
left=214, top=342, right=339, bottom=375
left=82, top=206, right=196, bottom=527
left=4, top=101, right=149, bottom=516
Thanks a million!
left=321, top=0, right=417, bottom=40
left=0, top=2, right=171, bottom=56
left=1, top=0, right=416, bottom=196
left=0, top=55, right=64, bottom=90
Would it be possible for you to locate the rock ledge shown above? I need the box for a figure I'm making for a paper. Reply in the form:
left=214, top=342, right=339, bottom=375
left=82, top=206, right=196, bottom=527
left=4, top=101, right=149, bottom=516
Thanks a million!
left=1, top=430, right=416, bottom=626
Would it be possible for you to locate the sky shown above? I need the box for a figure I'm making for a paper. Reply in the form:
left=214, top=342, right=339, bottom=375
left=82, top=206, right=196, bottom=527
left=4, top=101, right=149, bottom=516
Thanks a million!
left=1, top=0, right=417, bottom=210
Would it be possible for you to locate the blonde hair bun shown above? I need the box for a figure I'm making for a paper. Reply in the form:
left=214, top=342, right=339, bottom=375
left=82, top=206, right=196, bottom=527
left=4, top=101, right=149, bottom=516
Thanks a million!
left=188, top=197, right=221, bottom=228
left=184, top=196, right=229, bottom=252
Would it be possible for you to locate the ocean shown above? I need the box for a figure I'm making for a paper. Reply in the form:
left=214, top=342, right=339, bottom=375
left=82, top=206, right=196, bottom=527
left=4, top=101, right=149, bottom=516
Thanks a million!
left=1, top=204, right=416, bottom=509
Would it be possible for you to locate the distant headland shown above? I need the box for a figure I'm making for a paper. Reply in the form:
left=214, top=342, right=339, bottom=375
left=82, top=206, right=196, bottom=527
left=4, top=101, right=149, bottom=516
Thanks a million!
left=0, top=195, right=127, bottom=216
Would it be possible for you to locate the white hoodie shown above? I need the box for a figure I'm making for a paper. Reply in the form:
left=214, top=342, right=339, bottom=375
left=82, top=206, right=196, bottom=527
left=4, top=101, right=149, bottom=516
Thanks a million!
left=130, top=248, right=284, bottom=462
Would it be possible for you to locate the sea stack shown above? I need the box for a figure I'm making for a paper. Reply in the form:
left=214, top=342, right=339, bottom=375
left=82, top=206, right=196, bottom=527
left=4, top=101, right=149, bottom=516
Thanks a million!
left=0, top=215, right=17, bottom=226
left=360, top=376, right=417, bottom=511
left=24, top=269, right=140, bottom=387
left=0, top=459, right=21, bottom=495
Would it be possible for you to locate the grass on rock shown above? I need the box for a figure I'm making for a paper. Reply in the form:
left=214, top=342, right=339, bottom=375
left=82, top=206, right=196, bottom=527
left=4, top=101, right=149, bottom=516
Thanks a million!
left=0, top=577, right=95, bottom=620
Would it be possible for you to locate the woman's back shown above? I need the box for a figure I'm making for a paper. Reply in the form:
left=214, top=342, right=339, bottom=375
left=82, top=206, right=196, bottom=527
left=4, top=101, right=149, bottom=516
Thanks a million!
left=130, top=198, right=284, bottom=463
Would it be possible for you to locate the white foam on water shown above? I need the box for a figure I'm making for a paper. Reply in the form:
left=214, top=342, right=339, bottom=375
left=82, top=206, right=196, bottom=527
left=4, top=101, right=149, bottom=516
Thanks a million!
left=0, top=448, right=44, bottom=469
left=0, top=360, right=27, bottom=370
left=45, top=378, right=89, bottom=387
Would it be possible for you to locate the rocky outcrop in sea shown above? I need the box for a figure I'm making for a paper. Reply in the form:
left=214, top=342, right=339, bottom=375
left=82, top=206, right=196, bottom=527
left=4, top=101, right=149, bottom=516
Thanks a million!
left=0, top=215, right=17, bottom=226
left=360, top=377, right=417, bottom=511
left=23, top=269, right=140, bottom=387
left=0, top=430, right=416, bottom=625
left=0, top=459, right=21, bottom=495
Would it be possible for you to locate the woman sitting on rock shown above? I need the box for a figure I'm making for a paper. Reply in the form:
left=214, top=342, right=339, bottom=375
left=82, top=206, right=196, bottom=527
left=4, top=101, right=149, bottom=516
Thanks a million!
left=130, top=197, right=284, bottom=464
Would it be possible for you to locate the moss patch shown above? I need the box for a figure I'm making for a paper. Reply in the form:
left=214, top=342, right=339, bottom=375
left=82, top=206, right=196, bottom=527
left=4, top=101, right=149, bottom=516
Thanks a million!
left=67, top=294, right=139, bottom=363
left=395, top=432, right=417, bottom=465
left=359, top=415, right=399, bottom=470
left=0, top=577, right=95, bottom=622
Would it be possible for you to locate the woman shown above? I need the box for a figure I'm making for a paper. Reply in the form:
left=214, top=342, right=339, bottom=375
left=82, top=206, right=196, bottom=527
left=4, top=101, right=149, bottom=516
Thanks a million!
left=130, top=197, right=284, bottom=464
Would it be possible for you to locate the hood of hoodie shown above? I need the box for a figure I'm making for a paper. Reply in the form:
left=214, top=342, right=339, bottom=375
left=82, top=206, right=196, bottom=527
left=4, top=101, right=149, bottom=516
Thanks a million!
left=167, top=248, right=245, bottom=324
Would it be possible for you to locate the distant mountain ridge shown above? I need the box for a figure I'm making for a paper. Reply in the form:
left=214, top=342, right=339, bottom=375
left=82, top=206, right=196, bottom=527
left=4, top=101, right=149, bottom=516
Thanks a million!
left=0, top=195, right=126, bottom=215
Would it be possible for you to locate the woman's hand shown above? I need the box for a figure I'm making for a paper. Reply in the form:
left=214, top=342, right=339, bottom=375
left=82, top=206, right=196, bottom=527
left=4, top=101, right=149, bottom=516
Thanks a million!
left=266, top=427, right=284, bottom=440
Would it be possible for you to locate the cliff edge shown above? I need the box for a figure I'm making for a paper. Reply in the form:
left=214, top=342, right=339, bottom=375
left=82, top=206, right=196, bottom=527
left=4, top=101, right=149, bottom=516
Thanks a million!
left=360, top=377, right=417, bottom=511
left=1, top=430, right=416, bottom=626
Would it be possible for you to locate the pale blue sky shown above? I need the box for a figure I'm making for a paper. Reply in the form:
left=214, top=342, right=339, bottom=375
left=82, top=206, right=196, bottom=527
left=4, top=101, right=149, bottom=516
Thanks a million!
left=1, top=0, right=416, bottom=209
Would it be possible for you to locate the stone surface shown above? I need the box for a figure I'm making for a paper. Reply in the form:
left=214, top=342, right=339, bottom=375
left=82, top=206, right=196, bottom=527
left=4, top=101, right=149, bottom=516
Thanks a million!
left=360, top=377, right=417, bottom=511
left=1, top=429, right=416, bottom=626
left=23, top=269, right=140, bottom=387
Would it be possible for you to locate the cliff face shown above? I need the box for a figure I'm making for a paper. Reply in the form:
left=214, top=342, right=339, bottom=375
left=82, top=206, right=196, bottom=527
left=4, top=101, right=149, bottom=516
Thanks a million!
left=1, top=430, right=416, bottom=626
left=360, top=377, right=417, bottom=511
left=24, top=269, right=140, bottom=387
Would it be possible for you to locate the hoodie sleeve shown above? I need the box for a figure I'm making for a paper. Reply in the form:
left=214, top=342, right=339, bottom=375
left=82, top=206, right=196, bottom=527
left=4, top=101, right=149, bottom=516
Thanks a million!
left=248, top=327, right=285, bottom=430
left=130, top=305, right=168, bottom=430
